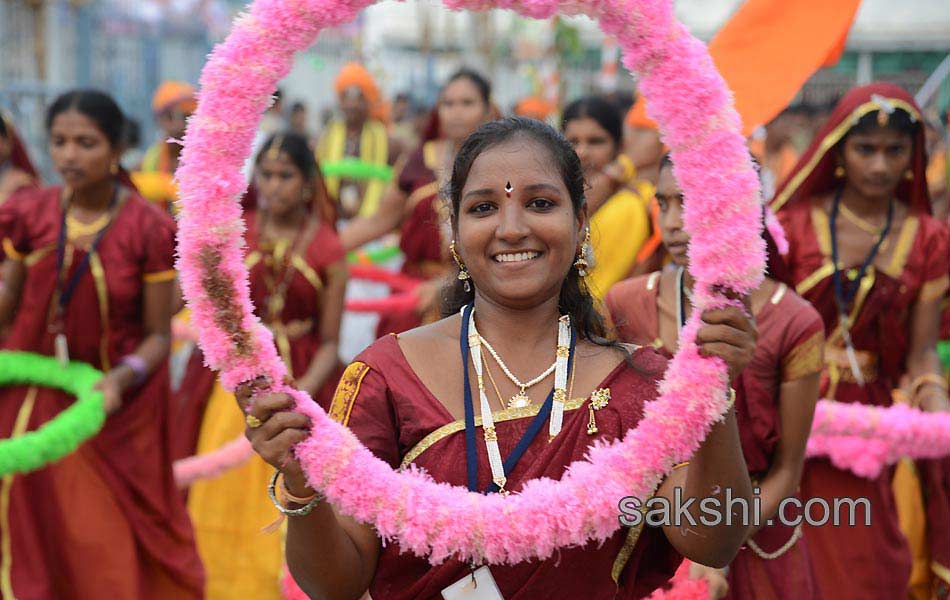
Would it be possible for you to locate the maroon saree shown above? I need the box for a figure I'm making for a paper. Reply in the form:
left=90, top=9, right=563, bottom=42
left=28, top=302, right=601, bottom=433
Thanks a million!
left=327, top=334, right=681, bottom=599
left=0, top=187, right=204, bottom=599
left=607, top=273, right=825, bottom=599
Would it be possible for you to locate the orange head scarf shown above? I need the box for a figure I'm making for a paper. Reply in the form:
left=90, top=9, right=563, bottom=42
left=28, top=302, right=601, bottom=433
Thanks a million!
left=624, top=99, right=658, bottom=131
left=771, top=83, right=930, bottom=215
left=334, top=63, right=382, bottom=116
left=152, top=81, right=197, bottom=115
left=515, top=96, right=557, bottom=121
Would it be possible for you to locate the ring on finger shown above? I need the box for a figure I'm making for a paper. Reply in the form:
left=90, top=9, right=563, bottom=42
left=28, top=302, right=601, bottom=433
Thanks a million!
left=246, top=414, right=263, bottom=428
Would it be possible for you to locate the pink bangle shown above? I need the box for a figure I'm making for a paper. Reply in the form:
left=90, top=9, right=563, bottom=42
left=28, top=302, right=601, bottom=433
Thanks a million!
left=119, top=355, right=149, bottom=386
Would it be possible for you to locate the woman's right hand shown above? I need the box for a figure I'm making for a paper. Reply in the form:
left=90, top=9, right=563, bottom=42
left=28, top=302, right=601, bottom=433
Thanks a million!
left=235, top=381, right=314, bottom=496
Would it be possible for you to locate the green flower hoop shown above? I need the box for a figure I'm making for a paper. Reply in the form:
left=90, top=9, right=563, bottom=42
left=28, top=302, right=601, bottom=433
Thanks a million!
left=0, top=351, right=105, bottom=477
left=320, top=158, right=393, bottom=182
left=347, top=244, right=402, bottom=265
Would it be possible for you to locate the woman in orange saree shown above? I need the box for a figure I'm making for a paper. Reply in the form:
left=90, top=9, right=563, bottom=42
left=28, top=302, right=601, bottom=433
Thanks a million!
left=772, top=83, right=950, bottom=599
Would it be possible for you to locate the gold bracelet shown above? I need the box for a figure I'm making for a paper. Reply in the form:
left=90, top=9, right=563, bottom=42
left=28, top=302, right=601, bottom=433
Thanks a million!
left=262, top=470, right=323, bottom=534
left=726, top=387, right=737, bottom=411
left=910, top=374, right=949, bottom=396
left=276, top=471, right=319, bottom=505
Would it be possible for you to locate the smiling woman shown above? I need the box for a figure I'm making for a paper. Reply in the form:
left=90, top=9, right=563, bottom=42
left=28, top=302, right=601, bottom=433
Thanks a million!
left=442, top=119, right=592, bottom=323
left=238, top=118, right=759, bottom=600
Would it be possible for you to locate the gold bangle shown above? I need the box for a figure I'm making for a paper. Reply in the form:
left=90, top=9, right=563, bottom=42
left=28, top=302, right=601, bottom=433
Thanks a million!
left=262, top=470, right=322, bottom=534
left=910, top=374, right=949, bottom=396
left=2, top=238, right=24, bottom=261
left=276, top=471, right=319, bottom=505
left=726, top=387, right=737, bottom=411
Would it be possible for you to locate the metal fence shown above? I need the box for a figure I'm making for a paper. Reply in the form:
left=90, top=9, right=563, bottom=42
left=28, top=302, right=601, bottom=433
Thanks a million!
left=4, top=1, right=947, bottom=180
left=0, top=0, right=214, bottom=180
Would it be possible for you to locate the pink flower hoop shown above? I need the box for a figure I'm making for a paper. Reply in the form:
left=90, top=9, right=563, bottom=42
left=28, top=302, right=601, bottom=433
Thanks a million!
left=806, top=399, right=950, bottom=479
left=176, top=0, right=765, bottom=565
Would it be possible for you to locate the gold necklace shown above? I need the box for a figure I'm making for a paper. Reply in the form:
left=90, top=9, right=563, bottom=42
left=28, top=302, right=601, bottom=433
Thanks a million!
left=65, top=211, right=111, bottom=240
left=839, top=201, right=893, bottom=233
left=479, top=334, right=557, bottom=409
left=838, top=200, right=893, bottom=250
left=481, top=354, right=510, bottom=412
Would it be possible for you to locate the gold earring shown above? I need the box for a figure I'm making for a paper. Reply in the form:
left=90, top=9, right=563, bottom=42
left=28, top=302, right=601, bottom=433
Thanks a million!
left=904, top=170, right=914, bottom=181
left=110, top=162, right=119, bottom=175
left=450, top=241, right=472, bottom=292
left=573, top=228, right=591, bottom=277
left=834, top=166, right=845, bottom=178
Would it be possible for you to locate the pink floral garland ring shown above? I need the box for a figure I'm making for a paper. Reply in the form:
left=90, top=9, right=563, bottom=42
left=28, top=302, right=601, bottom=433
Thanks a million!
left=806, top=399, right=950, bottom=479
left=175, top=0, right=765, bottom=565
left=174, top=436, right=255, bottom=488
left=169, top=263, right=422, bottom=488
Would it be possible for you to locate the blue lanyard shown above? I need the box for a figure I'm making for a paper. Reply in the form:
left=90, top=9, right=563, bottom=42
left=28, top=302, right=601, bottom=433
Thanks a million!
left=829, top=188, right=893, bottom=316
left=459, top=303, right=577, bottom=494
left=53, top=189, right=118, bottom=320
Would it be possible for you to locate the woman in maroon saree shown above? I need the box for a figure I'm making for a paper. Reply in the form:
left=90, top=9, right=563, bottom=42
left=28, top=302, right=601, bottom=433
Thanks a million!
left=606, top=155, right=824, bottom=599
left=239, top=118, right=760, bottom=599
left=179, top=132, right=348, bottom=599
left=772, top=83, right=950, bottom=599
left=339, top=69, right=494, bottom=337
left=0, top=90, right=203, bottom=598
left=174, top=132, right=347, bottom=458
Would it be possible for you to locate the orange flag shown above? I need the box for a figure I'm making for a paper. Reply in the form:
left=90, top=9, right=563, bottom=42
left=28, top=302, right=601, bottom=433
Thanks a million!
left=626, top=0, right=862, bottom=135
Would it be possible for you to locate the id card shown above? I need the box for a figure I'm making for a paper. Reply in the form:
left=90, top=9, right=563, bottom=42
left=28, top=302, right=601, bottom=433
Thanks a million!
left=441, top=566, right=505, bottom=600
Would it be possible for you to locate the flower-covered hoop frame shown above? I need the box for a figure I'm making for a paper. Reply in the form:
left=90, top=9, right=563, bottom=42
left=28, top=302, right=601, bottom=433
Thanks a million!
left=176, top=0, right=765, bottom=565
left=0, top=352, right=105, bottom=477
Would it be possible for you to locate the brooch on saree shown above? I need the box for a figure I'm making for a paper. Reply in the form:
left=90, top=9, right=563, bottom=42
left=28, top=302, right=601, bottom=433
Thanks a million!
left=587, top=388, right=611, bottom=435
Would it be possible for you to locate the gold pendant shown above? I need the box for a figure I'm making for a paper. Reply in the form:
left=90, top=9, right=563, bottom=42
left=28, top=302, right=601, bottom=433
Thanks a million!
left=587, top=388, right=611, bottom=436
left=507, top=389, right=530, bottom=409
left=587, top=406, right=598, bottom=435
left=54, top=333, right=70, bottom=367
left=493, top=476, right=509, bottom=495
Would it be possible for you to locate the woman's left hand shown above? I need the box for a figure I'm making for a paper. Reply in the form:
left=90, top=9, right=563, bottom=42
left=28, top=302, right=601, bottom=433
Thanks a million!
left=695, top=303, right=758, bottom=382
left=94, top=367, right=134, bottom=415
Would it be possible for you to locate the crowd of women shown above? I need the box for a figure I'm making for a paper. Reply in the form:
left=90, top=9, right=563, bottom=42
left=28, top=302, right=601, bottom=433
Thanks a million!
left=0, top=60, right=948, bottom=600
